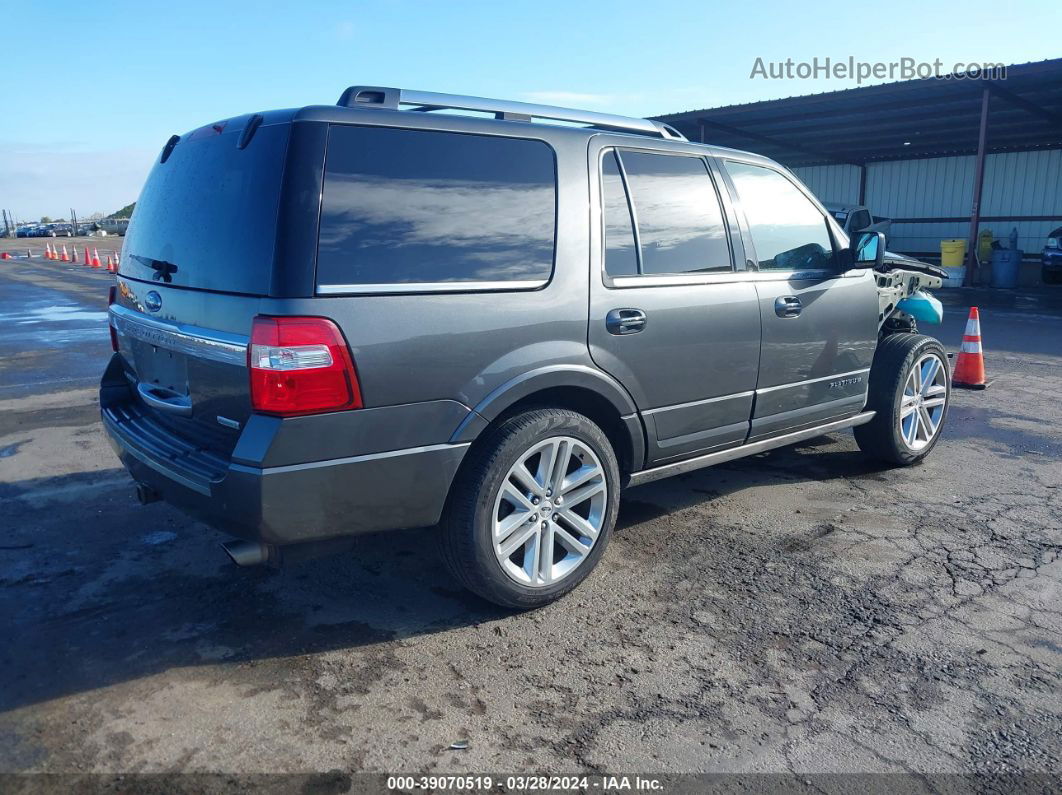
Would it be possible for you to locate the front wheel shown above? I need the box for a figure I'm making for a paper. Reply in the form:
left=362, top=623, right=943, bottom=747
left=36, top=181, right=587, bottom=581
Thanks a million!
left=440, top=408, right=620, bottom=609
left=855, top=334, right=951, bottom=466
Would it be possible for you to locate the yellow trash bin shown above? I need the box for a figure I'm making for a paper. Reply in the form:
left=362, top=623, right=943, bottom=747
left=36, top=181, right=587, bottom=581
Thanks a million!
left=940, top=239, right=967, bottom=266
left=978, top=229, right=994, bottom=263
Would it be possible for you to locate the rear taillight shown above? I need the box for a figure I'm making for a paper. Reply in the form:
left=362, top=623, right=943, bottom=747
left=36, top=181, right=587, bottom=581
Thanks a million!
left=248, top=316, right=363, bottom=416
left=108, top=286, right=118, bottom=352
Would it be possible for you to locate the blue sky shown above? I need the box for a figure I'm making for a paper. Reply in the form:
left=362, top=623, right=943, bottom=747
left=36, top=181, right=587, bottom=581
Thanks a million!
left=3, top=0, right=1059, bottom=220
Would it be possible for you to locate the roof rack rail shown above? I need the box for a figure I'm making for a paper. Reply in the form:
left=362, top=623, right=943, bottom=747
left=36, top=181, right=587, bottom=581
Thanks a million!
left=336, top=86, right=687, bottom=141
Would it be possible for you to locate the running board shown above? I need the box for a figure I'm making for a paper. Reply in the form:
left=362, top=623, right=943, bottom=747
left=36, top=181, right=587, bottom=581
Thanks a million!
left=628, top=411, right=876, bottom=487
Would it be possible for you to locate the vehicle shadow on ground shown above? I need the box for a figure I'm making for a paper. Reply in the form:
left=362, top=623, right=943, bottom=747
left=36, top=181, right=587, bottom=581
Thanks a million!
left=617, top=436, right=890, bottom=527
left=1, top=440, right=888, bottom=713
left=1, top=475, right=513, bottom=712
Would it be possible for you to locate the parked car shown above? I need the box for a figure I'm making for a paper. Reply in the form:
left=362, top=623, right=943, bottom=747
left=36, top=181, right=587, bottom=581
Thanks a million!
left=824, top=203, right=892, bottom=243
left=16, top=226, right=35, bottom=238
left=1042, top=226, right=1062, bottom=284
left=101, top=88, right=951, bottom=608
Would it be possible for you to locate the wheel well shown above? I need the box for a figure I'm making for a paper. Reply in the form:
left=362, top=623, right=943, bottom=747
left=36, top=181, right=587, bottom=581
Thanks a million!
left=491, top=386, right=638, bottom=475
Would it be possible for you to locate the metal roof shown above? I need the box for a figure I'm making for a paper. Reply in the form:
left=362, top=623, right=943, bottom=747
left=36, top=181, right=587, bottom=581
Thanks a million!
left=653, top=59, right=1062, bottom=167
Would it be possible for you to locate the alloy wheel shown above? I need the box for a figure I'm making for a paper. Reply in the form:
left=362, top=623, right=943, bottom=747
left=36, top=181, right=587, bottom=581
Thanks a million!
left=492, top=436, right=607, bottom=587
left=899, top=352, right=948, bottom=451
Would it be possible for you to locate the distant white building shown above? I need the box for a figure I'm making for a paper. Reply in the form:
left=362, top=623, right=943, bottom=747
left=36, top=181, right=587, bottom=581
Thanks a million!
left=98, top=218, right=130, bottom=236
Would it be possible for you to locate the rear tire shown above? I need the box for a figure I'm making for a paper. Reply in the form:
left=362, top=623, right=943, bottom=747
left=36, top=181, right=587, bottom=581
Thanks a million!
left=440, top=408, right=620, bottom=609
left=855, top=334, right=950, bottom=466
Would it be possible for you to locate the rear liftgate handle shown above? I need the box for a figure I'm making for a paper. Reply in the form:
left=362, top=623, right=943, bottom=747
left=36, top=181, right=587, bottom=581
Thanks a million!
left=606, top=308, right=647, bottom=335
left=137, top=382, right=193, bottom=416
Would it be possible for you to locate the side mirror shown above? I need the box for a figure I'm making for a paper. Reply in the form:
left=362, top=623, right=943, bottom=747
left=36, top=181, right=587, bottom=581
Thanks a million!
left=850, top=230, right=885, bottom=270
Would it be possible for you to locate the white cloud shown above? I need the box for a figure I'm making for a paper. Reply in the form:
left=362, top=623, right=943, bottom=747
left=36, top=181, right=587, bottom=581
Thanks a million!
left=0, top=143, right=155, bottom=221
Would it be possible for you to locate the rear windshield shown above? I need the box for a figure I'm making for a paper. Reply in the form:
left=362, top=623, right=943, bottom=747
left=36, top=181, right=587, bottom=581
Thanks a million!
left=316, top=125, right=556, bottom=289
left=119, top=120, right=290, bottom=295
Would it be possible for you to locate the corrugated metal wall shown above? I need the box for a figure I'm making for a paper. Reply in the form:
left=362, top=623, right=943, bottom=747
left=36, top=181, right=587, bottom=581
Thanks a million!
left=792, top=149, right=1062, bottom=256
left=789, top=164, right=862, bottom=205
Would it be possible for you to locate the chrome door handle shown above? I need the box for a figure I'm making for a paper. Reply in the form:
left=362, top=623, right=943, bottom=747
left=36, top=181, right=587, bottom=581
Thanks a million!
left=774, top=296, right=802, bottom=318
left=606, top=308, right=647, bottom=335
left=137, top=382, right=193, bottom=416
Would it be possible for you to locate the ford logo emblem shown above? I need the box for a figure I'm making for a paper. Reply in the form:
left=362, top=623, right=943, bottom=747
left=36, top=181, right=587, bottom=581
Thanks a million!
left=144, top=291, right=162, bottom=313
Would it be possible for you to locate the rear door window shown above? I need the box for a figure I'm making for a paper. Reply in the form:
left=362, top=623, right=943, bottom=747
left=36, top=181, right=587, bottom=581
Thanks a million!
left=317, top=126, right=556, bottom=289
left=601, top=150, right=639, bottom=278
left=606, top=150, right=731, bottom=277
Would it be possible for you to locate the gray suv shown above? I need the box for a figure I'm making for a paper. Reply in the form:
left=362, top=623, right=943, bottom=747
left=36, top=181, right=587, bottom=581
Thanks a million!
left=101, top=86, right=951, bottom=608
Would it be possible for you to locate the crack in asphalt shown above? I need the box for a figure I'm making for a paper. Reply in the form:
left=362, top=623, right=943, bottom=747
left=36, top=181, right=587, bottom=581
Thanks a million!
left=0, top=278, right=1059, bottom=777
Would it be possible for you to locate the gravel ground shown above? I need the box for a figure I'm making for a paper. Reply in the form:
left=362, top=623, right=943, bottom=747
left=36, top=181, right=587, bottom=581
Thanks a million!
left=0, top=256, right=1059, bottom=789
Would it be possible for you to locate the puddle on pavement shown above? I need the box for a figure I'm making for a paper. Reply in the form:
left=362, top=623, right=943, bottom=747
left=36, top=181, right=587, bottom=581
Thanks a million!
left=0, top=295, right=109, bottom=348
left=1, top=304, right=108, bottom=325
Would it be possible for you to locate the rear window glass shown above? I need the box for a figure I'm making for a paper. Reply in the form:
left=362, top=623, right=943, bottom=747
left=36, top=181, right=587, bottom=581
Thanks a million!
left=121, top=121, right=289, bottom=295
left=316, top=126, right=556, bottom=288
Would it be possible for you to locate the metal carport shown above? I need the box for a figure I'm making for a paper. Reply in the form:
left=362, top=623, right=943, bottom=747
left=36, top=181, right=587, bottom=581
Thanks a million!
left=654, top=59, right=1062, bottom=285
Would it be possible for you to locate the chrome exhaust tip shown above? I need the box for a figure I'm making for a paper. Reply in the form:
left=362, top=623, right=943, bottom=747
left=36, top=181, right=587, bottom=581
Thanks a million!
left=221, top=539, right=273, bottom=567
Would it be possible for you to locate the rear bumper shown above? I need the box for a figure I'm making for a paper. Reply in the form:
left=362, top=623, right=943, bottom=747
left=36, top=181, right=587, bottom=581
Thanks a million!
left=101, top=383, right=469, bottom=546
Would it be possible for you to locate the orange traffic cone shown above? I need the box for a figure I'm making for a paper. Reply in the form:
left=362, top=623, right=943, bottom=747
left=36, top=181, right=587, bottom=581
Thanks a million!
left=953, top=307, right=988, bottom=390
left=84, top=245, right=92, bottom=266
left=44, top=243, right=52, bottom=260
left=91, top=248, right=101, bottom=268
left=105, top=254, right=113, bottom=269
left=61, top=245, right=70, bottom=262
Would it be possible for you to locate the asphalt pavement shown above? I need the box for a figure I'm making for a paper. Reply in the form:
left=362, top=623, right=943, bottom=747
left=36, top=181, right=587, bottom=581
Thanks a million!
left=0, top=256, right=1059, bottom=787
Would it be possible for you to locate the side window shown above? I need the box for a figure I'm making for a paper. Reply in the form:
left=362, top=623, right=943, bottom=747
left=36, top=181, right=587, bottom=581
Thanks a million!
left=601, top=151, right=639, bottom=277
left=617, top=150, right=731, bottom=276
left=317, top=126, right=556, bottom=287
left=725, top=162, right=836, bottom=271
